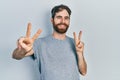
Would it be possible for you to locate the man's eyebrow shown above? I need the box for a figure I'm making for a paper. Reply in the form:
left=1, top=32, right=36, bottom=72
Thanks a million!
left=55, top=15, right=62, bottom=18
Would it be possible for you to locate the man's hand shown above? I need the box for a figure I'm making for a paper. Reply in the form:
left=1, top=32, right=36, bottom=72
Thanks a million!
left=18, top=23, right=42, bottom=52
left=12, top=23, right=42, bottom=59
left=73, top=31, right=84, bottom=55
left=73, top=31, right=87, bottom=76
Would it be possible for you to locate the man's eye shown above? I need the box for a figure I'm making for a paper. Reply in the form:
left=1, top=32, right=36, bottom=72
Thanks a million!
left=65, top=17, right=70, bottom=20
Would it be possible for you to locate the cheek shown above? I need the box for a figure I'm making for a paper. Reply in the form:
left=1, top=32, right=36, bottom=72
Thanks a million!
left=53, top=19, right=60, bottom=24
left=66, top=21, right=70, bottom=25
left=65, top=19, right=70, bottom=23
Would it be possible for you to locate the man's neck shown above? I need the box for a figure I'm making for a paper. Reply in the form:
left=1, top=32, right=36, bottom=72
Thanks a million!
left=52, top=31, right=66, bottom=40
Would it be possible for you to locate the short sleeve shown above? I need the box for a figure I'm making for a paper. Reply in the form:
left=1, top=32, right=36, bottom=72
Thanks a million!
left=33, top=39, right=41, bottom=73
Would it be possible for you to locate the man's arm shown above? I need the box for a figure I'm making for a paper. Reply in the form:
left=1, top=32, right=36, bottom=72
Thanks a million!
left=12, top=47, right=34, bottom=60
left=73, top=31, right=87, bottom=76
left=12, top=23, right=42, bottom=60
left=77, top=51, right=87, bottom=76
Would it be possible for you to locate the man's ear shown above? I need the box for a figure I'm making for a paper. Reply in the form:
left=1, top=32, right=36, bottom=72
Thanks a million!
left=51, top=18, right=53, bottom=23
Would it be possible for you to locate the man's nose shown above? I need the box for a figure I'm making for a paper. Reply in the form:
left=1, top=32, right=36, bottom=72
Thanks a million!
left=61, top=18, right=65, bottom=23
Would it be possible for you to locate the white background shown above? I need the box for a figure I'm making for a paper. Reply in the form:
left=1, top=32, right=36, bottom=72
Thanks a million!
left=0, top=0, right=120, bottom=80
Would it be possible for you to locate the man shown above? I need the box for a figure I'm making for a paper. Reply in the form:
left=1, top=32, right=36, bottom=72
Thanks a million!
left=12, top=4, right=87, bottom=80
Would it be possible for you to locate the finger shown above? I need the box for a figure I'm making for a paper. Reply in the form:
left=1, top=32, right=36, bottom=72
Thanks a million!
left=73, top=32, right=77, bottom=44
left=17, top=42, right=22, bottom=49
left=78, top=31, right=82, bottom=40
left=77, top=42, right=83, bottom=48
left=26, top=23, right=32, bottom=38
left=18, top=37, right=25, bottom=45
left=18, top=37, right=29, bottom=49
left=32, top=29, right=42, bottom=41
left=17, top=36, right=24, bottom=48
left=76, top=41, right=80, bottom=46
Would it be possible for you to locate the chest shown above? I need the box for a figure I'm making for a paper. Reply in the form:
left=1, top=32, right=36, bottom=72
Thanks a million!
left=40, top=41, right=77, bottom=67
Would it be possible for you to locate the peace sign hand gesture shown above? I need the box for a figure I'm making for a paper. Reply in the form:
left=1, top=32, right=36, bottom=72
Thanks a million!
left=18, top=23, right=42, bottom=52
left=73, top=31, right=84, bottom=55
left=12, top=23, right=42, bottom=59
left=73, top=31, right=87, bottom=75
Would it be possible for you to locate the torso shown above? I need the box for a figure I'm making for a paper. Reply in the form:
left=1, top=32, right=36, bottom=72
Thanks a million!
left=33, top=35, right=80, bottom=80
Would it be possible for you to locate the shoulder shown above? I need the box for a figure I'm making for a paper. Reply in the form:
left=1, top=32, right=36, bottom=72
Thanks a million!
left=34, top=35, right=52, bottom=44
left=66, top=36, right=75, bottom=43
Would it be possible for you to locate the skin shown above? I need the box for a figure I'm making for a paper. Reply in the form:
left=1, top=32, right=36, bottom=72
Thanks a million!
left=12, top=23, right=42, bottom=59
left=51, top=9, right=70, bottom=40
left=12, top=9, right=87, bottom=76
left=73, top=31, right=87, bottom=75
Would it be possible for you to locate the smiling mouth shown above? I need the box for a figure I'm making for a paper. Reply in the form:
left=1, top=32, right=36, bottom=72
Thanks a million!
left=58, top=24, right=67, bottom=29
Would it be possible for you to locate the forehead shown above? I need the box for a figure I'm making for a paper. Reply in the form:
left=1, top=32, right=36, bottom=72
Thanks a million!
left=55, top=9, right=69, bottom=17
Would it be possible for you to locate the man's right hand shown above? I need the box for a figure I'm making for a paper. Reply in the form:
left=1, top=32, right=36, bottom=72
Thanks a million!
left=12, top=23, right=42, bottom=60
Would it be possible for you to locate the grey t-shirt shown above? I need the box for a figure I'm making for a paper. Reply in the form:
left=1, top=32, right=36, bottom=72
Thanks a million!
left=33, top=35, right=80, bottom=80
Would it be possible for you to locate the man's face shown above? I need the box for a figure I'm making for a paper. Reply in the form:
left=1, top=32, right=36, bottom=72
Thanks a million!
left=52, top=9, right=70, bottom=34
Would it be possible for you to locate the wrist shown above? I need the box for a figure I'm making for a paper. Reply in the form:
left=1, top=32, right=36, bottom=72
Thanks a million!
left=77, top=52, right=84, bottom=58
left=77, top=51, right=83, bottom=55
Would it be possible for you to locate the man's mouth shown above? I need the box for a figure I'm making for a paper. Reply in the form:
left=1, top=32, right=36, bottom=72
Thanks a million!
left=57, top=23, right=68, bottom=28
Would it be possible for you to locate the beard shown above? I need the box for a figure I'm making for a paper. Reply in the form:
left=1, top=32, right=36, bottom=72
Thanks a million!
left=52, top=21, right=69, bottom=34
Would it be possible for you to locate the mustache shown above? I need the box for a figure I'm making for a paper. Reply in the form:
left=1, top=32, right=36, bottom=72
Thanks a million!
left=56, top=23, right=68, bottom=27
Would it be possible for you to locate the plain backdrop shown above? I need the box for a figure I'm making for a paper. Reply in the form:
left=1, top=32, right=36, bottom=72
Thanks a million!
left=0, top=0, right=120, bottom=80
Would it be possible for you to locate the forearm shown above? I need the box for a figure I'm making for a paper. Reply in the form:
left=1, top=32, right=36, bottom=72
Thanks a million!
left=77, top=53, right=87, bottom=76
left=12, top=48, right=26, bottom=60
left=12, top=48, right=34, bottom=60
